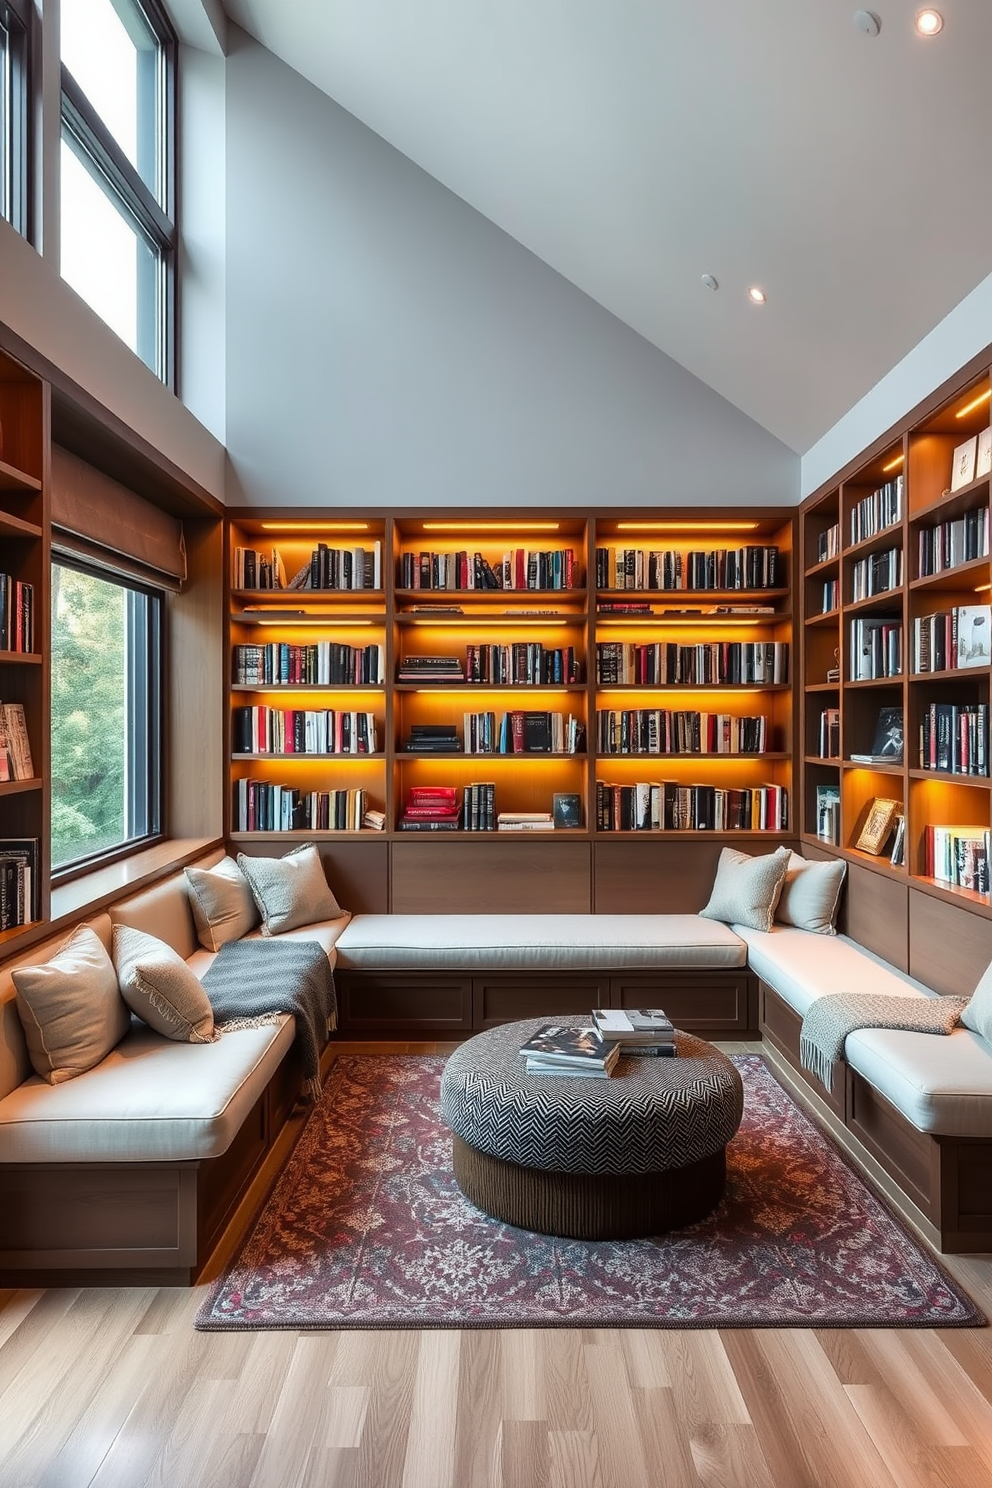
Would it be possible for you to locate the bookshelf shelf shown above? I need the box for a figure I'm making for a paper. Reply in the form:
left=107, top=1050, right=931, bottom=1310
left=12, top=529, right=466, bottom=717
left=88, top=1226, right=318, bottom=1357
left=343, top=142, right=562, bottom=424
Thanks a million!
left=0, top=651, right=42, bottom=666
left=0, top=457, right=42, bottom=493
left=0, top=777, right=43, bottom=795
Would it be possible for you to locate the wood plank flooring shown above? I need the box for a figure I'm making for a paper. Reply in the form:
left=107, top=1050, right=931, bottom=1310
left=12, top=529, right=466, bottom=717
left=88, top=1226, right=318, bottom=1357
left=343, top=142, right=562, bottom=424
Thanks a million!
left=4, top=1042, right=992, bottom=1488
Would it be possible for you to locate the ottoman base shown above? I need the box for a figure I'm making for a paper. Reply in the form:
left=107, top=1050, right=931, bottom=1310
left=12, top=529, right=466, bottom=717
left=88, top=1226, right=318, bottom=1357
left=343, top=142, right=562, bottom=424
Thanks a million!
left=452, top=1132, right=727, bottom=1240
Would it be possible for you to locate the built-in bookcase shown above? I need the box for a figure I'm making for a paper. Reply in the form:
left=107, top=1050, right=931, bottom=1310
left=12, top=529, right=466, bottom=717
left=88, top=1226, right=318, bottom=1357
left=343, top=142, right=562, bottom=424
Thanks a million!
left=801, top=361, right=992, bottom=913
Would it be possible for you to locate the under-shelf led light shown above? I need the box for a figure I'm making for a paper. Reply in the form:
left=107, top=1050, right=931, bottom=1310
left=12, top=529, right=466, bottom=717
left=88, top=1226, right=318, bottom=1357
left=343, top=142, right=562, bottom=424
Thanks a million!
left=420, top=521, right=561, bottom=533
left=258, top=521, right=371, bottom=533
left=613, top=521, right=760, bottom=534
left=955, top=389, right=992, bottom=419
left=881, top=454, right=904, bottom=472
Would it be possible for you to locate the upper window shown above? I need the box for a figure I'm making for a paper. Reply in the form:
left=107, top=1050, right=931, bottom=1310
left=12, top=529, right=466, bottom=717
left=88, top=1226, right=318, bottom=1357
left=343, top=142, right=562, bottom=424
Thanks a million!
left=0, top=0, right=29, bottom=236
left=60, top=0, right=175, bottom=383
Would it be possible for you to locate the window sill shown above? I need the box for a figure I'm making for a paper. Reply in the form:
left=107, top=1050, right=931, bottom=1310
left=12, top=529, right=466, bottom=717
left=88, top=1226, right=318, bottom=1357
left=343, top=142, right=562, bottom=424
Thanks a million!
left=48, top=836, right=222, bottom=934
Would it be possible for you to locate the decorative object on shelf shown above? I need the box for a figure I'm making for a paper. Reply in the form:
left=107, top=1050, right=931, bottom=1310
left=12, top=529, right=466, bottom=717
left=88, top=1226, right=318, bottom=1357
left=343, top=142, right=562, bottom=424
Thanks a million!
left=552, top=792, right=582, bottom=829
left=977, top=427, right=992, bottom=481
left=855, top=797, right=901, bottom=855
left=951, top=436, right=979, bottom=492
left=850, top=706, right=903, bottom=764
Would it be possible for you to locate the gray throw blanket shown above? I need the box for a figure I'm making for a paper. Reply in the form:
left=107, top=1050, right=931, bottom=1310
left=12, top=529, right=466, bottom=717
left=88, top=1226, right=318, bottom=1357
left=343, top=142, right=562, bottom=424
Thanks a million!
left=201, top=940, right=337, bottom=1101
left=800, top=992, right=968, bottom=1093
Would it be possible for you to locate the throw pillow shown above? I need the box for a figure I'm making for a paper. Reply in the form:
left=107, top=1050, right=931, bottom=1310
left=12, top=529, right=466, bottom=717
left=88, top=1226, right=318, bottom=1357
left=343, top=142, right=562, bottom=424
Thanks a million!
left=775, top=852, right=847, bottom=935
left=11, top=924, right=131, bottom=1084
left=112, top=925, right=215, bottom=1043
left=699, top=845, right=791, bottom=933
left=961, top=959, right=992, bottom=1044
left=185, top=855, right=260, bottom=952
left=236, top=843, right=342, bottom=935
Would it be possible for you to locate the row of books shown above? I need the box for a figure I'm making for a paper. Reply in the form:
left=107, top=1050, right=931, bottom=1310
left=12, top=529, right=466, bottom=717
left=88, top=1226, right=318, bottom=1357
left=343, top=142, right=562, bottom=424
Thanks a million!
left=0, top=574, right=34, bottom=654
left=912, top=606, right=991, bottom=674
left=396, top=655, right=464, bottom=683
left=459, top=711, right=585, bottom=754
left=818, top=707, right=840, bottom=760
left=0, top=701, right=34, bottom=781
left=917, top=508, right=989, bottom=578
left=850, top=617, right=902, bottom=680
left=850, top=546, right=901, bottom=601
left=464, top=643, right=582, bottom=686
left=594, top=545, right=780, bottom=592
left=821, top=578, right=839, bottom=613
left=398, top=548, right=578, bottom=591
left=233, top=642, right=384, bottom=687
left=595, top=709, right=770, bottom=755
left=595, top=641, right=789, bottom=686
left=231, top=707, right=378, bottom=756
left=850, top=476, right=902, bottom=546
left=0, top=838, right=39, bottom=930
left=519, top=1009, right=677, bottom=1078
left=233, top=543, right=383, bottom=591
left=924, top=824, right=991, bottom=895
left=233, top=782, right=368, bottom=833
left=919, top=703, right=989, bottom=776
left=595, top=780, right=787, bottom=832
left=816, top=523, right=841, bottom=563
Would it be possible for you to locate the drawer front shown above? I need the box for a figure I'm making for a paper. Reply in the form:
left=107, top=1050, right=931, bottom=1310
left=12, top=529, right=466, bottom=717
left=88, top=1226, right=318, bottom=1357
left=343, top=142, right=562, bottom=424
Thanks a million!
left=472, top=975, right=611, bottom=1029
left=611, top=972, right=758, bottom=1036
left=759, top=982, right=846, bottom=1119
left=848, top=1072, right=937, bottom=1217
left=337, top=972, right=473, bottom=1032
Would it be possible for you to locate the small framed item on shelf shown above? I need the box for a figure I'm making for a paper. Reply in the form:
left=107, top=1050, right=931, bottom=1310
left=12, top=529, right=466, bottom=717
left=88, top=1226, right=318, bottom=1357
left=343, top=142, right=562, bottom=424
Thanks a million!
left=956, top=606, right=992, bottom=670
left=850, top=706, right=903, bottom=764
left=553, top=792, right=582, bottom=829
left=951, top=435, right=979, bottom=492
left=977, top=427, right=992, bottom=482
left=855, top=797, right=901, bottom=856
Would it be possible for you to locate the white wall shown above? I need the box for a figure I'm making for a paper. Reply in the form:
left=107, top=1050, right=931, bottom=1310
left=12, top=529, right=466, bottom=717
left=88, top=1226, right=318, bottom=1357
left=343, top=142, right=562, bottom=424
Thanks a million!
left=802, top=271, right=992, bottom=496
left=179, top=44, right=227, bottom=446
left=223, top=28, right=798, bottom=511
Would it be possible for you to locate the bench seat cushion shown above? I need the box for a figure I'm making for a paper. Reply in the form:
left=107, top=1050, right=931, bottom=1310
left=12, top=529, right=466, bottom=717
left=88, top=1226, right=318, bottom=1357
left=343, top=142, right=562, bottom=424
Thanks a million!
left=334, top=913, right=747, bottom=972
left=844, top=1026, right=992, bottom=1137
left=185, top=915, right=351, bottom=979
left=736, top=925, right=934, bottom=1018
left=0, top=1017, right=294, bottom=1163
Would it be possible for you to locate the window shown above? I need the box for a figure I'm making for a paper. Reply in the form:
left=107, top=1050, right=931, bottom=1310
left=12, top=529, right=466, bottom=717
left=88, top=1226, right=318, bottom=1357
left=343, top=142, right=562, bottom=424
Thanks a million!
left=0, top=0, right=29, bottom=235
left=50, top=561, right=162, bottom=872
left=60, top=0, right=175, bottom=381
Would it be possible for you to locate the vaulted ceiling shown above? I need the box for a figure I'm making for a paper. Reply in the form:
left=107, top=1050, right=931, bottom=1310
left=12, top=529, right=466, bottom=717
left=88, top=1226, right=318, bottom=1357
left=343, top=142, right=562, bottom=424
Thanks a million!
left=222, top=1, right=992, bottom=454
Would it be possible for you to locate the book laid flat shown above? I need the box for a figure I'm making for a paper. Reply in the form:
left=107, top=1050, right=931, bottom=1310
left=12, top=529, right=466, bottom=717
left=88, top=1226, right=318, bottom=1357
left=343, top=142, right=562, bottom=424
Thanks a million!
left=519, top=1025, right=620, bottom=1076
left=592, top=1007, right=676, bottom=1054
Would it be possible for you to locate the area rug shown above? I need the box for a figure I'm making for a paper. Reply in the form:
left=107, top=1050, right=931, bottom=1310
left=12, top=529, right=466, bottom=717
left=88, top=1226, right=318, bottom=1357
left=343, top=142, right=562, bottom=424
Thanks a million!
left=196, top=1054, right=983, bottom=1330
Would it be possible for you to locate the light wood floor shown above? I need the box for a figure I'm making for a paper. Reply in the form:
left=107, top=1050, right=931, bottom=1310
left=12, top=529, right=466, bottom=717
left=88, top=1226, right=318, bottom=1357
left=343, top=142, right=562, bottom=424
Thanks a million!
left=4, top=1042, right=992, bottom=1488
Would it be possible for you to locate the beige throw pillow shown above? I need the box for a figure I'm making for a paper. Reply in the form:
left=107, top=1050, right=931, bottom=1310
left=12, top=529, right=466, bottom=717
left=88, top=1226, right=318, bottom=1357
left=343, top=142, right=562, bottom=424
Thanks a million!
left=185, top=855, right=260, bottom=952
left=775, top=852, right=847, bottom=935
left=961, top=960, right=992, bottom=1044
left=699, top=846, right=791, bottom=933
left=237, top=843, right=342, bottom=935
left=11, top=924, right=131, bottom=1084
left=113, top=925, right=215, bottom=1043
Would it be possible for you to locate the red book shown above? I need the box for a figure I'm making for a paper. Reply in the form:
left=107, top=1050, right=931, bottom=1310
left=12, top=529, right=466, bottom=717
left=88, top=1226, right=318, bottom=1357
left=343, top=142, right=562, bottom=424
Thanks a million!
left=402, top=804, right=460, bottom=818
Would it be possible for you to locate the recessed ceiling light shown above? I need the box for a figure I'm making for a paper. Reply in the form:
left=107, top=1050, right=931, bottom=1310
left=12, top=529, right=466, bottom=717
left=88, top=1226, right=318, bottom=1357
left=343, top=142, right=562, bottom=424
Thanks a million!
left=701, top=273, right=719, bottom=291
left=916, top=9, right=943, bottom=35
left=747, top=287, right=767, bottom=305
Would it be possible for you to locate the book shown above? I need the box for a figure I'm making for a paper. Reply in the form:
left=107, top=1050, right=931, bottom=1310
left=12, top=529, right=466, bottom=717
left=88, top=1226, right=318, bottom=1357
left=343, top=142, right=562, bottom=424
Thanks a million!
left=851, top=706, right=903, bottom=763
left=592, top=1008, right=674, bottom=1041
left=519, top=1025, right=620, bottom=1074
left=524, top=1058, right=615, bottom=1078
left=951, top=434, right=978, bottom=492
left=553, top=792, right=582, bottom=829
left=956, top=606, right=992, bottom=669
left=1, top=703, right=33, bottom=780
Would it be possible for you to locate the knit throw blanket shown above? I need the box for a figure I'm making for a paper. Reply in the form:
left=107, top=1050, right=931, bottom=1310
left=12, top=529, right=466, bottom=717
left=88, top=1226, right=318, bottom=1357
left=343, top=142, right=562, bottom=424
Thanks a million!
left=800, top=993, right=968, bottom=1093
left=201, top=940, right=337, bottom=1101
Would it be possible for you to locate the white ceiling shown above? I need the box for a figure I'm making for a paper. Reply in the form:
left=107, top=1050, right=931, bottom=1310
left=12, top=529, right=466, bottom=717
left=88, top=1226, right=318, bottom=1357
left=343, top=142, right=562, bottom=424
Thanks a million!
left=221, top=1, right=992, bottom=455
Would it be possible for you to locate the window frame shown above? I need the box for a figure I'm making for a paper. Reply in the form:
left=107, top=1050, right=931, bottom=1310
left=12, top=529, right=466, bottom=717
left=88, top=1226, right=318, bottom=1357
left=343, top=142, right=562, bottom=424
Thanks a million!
left=59, top=0, right=177, bottom=385
left=49, top=554, right=165, bottom=884
left=1, top=0, right=32, bottom=238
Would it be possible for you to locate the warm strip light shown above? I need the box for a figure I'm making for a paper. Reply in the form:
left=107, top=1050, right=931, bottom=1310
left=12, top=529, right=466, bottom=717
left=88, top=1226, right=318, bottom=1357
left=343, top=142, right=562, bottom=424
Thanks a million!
left=253, top=619, right=374, bottom=628
left=420, top=521, right=561, bottom=533
left=602, top=618, right=766, bottom=629
left=613, top=521, right=760, bottom=534
left=974, top=583, right=992, bottom=594
left=258, top=521, right=371, bottom=533
left=881, top=454, right=904, bottom=472
left=955, top=389, right=992, bottom=419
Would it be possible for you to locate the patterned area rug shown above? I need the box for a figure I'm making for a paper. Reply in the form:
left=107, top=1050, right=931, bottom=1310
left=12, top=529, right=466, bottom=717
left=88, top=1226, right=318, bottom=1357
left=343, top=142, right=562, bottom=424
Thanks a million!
left=196, top=1054, right=983, bottom=1330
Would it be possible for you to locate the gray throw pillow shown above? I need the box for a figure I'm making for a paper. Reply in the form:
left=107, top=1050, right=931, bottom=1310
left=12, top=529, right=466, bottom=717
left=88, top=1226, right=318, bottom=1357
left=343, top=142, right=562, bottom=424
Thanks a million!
left=961, top=960, right=992, bottom=1044
left=11, top=924, right=130, bottom=1084
left=185, top=855, right=260, bottom=952
left=699, top=845, right=791, bottom=933
left=775, top=852, right=847, bottom=935
left=236, top=843, right=343, bottom=935
left=113, top=924, right=215, bottom=1043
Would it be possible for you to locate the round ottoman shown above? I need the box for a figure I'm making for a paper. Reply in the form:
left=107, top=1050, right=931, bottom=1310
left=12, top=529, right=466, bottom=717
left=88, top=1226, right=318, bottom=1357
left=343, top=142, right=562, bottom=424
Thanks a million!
left=439, top=1017, right=744, bottom=1240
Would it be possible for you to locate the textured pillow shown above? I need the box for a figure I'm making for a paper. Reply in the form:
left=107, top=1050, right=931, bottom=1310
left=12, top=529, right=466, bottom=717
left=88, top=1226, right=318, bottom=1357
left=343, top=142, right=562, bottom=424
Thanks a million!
left=775, top=852, right=847, bottom=935
left=185, top=855, right=260, bottom=952
left=113, top=925, right=215, bottom=1043
left=11, top=924, right=130, bottom=1084
left=961, top=960, right=992, bottom=1044
left=237, top=843, right=342, bottom=935
left=699, top=846, right=791, bottom=933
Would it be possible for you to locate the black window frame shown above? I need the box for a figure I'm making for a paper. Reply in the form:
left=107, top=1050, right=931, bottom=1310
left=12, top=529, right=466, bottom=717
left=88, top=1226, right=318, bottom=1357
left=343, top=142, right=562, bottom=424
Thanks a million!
left=59, top=0, right=177, bottom=386
left=50, top=555, right=165, bottom=883
left=0, top=0, right=32, bottom=237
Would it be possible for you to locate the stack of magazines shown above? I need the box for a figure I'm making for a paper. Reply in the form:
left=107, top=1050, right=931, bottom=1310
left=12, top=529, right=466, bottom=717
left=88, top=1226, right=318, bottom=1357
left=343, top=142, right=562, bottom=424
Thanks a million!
left=519, top=1025, right=621, bottom=1079
left=592, top=1008, right=676, bottom=1056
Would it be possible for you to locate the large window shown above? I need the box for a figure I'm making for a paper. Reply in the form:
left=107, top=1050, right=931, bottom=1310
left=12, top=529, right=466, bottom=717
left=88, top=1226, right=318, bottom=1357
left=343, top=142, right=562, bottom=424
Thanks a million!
left=60, top=0, right=175, bottom=381
left=50, top=561, right=162, bottom=872
left=0, top=0, right=29, bottom=235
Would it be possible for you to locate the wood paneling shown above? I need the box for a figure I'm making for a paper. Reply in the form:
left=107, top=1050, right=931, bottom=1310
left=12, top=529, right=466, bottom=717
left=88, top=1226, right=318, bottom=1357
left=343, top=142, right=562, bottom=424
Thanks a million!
left=234, top=839, right=390, bottom=914
left=473, top=975, right=610, bottom=1027
left=390, top=839, right=592, bottom=913
left=612, top=972, right=758, bottom=1036
left=758, top=982, right=846, bottom=1119
left=593, top=839, right=800, bottom=914
left=839, top=861, right=908, bottom=969
left=909, top=893, right=992, bottom=996
left=337, top=972, right=473, bottom=1033
left=168, top=516, right=224, bottom=840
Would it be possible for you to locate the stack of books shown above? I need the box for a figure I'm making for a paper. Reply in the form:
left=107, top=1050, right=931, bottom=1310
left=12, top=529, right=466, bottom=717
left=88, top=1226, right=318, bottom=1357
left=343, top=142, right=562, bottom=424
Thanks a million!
left=592, top=1008, right=676, bottom=1056
left=403, top=724, right=461, bottom=754
left=519, top=1025, right=621, bottom=1078
left=396, top=655, right=464, bottom=683
left=497, top=812, right=553, bottom=831
left=397, top=785, right=460, bottom=831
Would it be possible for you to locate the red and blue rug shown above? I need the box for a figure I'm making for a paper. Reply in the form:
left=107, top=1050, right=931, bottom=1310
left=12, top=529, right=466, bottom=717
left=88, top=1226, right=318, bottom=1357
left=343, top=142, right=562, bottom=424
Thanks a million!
left=196, top=1053, right=982, bottom=1330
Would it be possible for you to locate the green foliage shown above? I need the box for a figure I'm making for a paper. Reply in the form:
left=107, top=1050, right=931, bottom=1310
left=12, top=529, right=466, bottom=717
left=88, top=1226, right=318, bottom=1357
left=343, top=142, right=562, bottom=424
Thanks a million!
left=50, top=566, right=128, bottom=866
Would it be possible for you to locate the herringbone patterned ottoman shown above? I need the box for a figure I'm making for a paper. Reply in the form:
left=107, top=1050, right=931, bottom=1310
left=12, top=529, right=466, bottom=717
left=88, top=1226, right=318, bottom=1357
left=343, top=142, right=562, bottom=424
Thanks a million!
left=440, top=1017, right=744, bottom=1239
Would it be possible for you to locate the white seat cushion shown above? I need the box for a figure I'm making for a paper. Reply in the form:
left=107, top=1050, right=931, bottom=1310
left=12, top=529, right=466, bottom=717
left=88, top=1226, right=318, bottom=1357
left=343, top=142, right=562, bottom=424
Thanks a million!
left=185, top=915, right=351, bottom=980
left=335, top=914, right=747, bottom=971
left=845, top=1027, right=992, bottom=1137
left=736, top=925, right=933, bottom=1018
left=0, top=1017, right=294, bottom=1163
